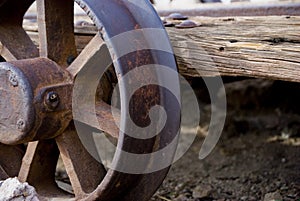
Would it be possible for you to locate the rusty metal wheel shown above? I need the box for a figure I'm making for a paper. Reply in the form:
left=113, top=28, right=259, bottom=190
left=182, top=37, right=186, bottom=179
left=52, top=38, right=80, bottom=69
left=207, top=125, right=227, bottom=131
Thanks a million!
left=0, top=0, right=180, bottom=200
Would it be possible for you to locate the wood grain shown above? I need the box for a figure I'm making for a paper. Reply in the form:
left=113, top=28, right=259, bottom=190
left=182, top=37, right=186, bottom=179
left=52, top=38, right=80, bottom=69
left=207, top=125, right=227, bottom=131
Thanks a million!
left=22, top=15, right=300, bottom=82
left=169, top=16, right=300, bottom=82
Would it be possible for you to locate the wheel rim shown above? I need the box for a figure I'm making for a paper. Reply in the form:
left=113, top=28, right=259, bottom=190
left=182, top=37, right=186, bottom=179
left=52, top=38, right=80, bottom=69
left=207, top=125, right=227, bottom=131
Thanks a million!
left=0, top=0, right=181, bottom=200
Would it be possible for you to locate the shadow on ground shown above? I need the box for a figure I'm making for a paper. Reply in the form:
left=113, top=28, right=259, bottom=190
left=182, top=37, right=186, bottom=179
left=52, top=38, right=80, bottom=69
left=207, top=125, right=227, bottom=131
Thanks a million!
left=152, top=79, right=300, bottom=201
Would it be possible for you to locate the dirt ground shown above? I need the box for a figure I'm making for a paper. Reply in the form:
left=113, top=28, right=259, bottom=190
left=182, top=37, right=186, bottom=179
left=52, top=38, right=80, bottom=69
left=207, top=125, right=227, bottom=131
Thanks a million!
left=55, top=78, right=299, bottom=201
left=151, top=78, right=300, bottom=201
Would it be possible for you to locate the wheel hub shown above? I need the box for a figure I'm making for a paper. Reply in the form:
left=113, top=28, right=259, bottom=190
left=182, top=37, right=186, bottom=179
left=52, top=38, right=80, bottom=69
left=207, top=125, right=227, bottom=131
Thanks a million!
left=0, top=58, right=73, bottom=144
left=0, top=0, right=181, bottom=200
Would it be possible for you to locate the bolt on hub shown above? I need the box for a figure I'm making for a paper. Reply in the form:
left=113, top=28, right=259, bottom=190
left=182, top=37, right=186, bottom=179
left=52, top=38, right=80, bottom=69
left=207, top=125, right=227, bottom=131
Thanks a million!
left=0, top=58, right=73, bottom=144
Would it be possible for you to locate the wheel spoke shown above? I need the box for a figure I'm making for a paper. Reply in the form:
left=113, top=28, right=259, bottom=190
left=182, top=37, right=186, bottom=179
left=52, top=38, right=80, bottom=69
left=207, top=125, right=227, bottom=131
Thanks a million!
left=36, top=0, right=77, bottom=67
left=56, top=125, right=106, bottom=198
left=67, top=34, right=111, bottom=77
left=18, top=140, right=64, bottom=196
left=73, top=100, right=120, bottom=140
left=95, top=100, right=120, bottom=140
left=70, top=33, right=117, bottom=139
left=0, top=25, right=38, bottom=60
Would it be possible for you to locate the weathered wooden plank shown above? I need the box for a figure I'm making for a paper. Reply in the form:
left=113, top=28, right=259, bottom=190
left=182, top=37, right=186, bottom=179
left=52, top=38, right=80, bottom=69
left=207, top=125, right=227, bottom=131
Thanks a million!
left=22, top=15, right=300, bottom=82
left=156, top=1, right=300, bottom=17
left=169, top=16, right=300, bottom=82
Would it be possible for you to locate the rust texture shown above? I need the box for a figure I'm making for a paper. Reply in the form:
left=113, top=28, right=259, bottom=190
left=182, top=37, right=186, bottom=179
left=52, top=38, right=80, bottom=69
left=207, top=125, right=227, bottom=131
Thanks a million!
left=0, top=0, right=38, bottom=182
left=0, top=58, right=73, bottom=144
left=0, top=0, right=38, bottom=60
left=36, top=0, right=77, bottom=67
left=76, top=1, right=180, bottom=201
left=0, top=62, right=35, bottom=144
left=0, top=0, right=296, bottom=199
left=0, top=0, right=180, bottom=200
left=18, top=140, right=61, bottom=196
left=56, top=124, right=106, bottom=198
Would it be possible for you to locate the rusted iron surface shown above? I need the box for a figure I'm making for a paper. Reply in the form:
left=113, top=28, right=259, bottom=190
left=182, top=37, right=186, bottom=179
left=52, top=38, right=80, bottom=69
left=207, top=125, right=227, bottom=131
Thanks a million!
left=37, top=0, right=77, bottom=67
left=73, top=100, right=120, bottom=140
left=0, top=0, right=38, bottom=60
left=0, top=26, right=38, bottom=60
left=18, top=140, right=70, bottom=198
left=158, top=2, right=300, bottom=17
left=0, top=0, right=180, bottom=200
left=0, top=62, right=35, bottom=144
left=75, top=0, right=180, bottom=200
left=56, top=124, right=106, bottom=198
left=0, top=58, right=73, bottom=144
left=68, top=34, right=120, bottom=140
left=0, top=0, right=38, bottom=184
left=67, top=33, right=105, bottom=77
